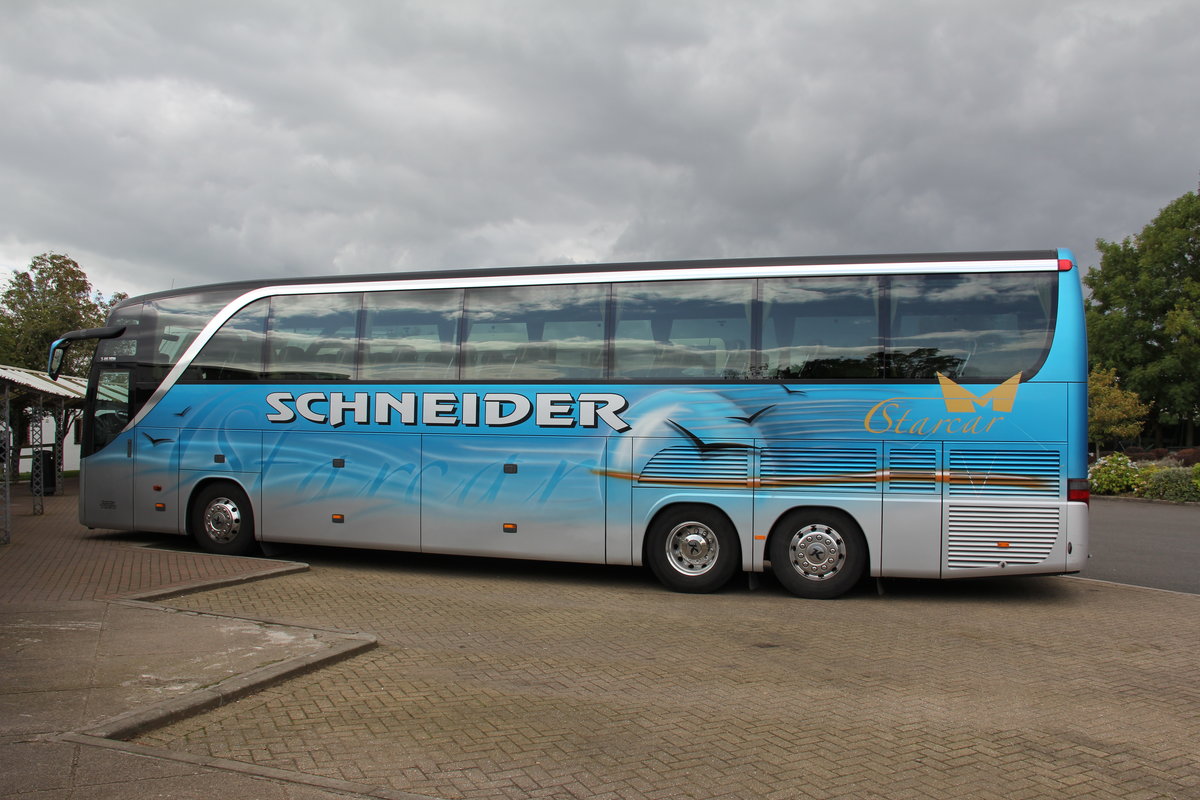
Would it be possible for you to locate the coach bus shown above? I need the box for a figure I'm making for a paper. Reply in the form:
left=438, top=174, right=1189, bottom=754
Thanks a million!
left=48, top=250, right=1089, bottom=598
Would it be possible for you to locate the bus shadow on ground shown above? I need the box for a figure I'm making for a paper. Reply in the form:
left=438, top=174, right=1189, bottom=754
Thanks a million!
left=131, top=529, right=1074, bottom=605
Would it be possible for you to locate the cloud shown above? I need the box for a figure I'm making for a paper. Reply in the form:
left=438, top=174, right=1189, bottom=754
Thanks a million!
left=0, top=0, right=1196, bottom=299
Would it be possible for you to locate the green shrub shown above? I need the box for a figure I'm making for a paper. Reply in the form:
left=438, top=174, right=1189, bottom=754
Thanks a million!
left=1134, top=463, right=1164, bottom=496
left=1141, top=467, right=1200, bottom=503
left=1089, top=453, right=1144, bottom=495
left=1193, top=464, right=1200, bottom=493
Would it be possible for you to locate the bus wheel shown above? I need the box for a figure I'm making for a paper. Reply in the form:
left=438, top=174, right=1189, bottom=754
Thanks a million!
left=647, top=507, right=739, bottom=594
left=192, top=483, right=257, bottom=556
left=769, top=511, right=866, bottom=599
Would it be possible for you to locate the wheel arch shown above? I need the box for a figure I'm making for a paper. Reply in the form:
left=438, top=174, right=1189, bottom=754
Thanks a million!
left=766, top=505, right=871, bottom=599
left=764, top=504, right=871, bottom=563
left=185, top=476, right=258, bottom=542
left=640, top=501, right=740, bottom=568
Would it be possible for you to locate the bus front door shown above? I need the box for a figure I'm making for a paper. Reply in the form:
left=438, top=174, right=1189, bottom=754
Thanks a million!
left=79, top=369, right=134, bottom=531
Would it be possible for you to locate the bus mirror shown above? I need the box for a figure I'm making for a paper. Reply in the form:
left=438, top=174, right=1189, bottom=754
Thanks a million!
left=46, top=325, right=127, bottom=380
left=47, top=342, right=67, bottom=380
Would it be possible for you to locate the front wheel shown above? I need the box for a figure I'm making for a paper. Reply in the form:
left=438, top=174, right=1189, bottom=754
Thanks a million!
left=191, top=482, right=258, bottom=556
left=646, top=506, right=740, bottom=594
left=768, top=510, right=866, bottom=599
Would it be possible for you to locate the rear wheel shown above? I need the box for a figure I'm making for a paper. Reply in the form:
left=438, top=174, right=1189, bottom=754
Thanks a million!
left=646, top=506, right=740, bottom=594
left=191, top=482, right=257, bottom=556
left=769, top=510, right=866, bottom=599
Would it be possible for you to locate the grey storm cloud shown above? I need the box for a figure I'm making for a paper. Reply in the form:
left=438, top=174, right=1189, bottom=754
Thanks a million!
left=0, top=0, right=1196, bottom=299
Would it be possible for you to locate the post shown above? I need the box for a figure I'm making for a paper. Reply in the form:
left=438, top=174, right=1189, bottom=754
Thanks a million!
left=1, top=384, right=10, bottom=545
left=30, top=397, right=44, bottom=515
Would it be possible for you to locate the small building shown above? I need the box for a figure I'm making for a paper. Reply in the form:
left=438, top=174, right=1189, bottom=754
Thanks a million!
left=1, top=364, right=87, bottom=543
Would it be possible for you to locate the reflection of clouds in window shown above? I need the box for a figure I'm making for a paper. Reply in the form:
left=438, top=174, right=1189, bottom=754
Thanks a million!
left=623, top=282, right=737, bottom=304
left=763, top=278, right=867, bottom=305
left=467, top=285, right=607, bottom=322
left=366, top=290, right=463, bottom=326
left=908, top=275, right=1049, bottom=305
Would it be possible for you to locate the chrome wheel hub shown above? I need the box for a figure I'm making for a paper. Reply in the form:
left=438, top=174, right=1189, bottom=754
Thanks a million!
left=665, top=521, right=720, bottom=576
left=787, top=524, right=846, bottom=581
left=203, top=498, right=242, bottom=544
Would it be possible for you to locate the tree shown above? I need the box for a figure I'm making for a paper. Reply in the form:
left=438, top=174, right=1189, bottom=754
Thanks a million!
left=0, top=253, right=127, bottom=376
left=1086, top=190, right=1200, bottom=446
left=1088, top=366, right=1148, bottom=456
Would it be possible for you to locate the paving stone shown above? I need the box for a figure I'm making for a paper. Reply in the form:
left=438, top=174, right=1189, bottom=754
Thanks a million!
left=6, top=480, right=1200, bottom=798
left=135, top=550, right=1200, bottom=799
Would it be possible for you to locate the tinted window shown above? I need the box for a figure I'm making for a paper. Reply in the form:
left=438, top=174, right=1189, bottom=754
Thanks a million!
left=265, top=294, right=361, bottom=380
left=362, top=289, right=462, bottom=380
left=761, top=277, right=882, bottom=379
left=463, top=284, right=606, bottom=380
left=89, top=369, right=130, bottom=454
left=95, top=304, right=143, bottom=363
left=191, top=299, right=269, bottom=381
left=145, top=290, right=243, bottom=366
left=888, top=273, right=1055, bottom=380
left=613, top=280, right=753, bottom=379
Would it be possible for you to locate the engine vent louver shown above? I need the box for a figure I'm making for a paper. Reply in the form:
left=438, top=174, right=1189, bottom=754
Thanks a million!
left=887, top=448, right=939, bottom=493
left=760, top=448, right=879, bottom=492
left=638, top=446, right=750, bottom=487
left=946, top=505, right=1061, bottom=569
left=947, top=450, right=1060, bottom=497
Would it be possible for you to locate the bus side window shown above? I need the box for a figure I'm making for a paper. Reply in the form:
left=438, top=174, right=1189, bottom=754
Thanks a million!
left=361, top=289, right=463, bottom=381
left=191, top=299, right=269, bottom=381
left=760, top=276, right=881, bottom=379
left=463, top=284, right=606, bottom=381
left=265, top=294, right=361, bottom=381
left=887, top=273, right=1055, bottom=380
left=613, top=280, right=752, bottom=379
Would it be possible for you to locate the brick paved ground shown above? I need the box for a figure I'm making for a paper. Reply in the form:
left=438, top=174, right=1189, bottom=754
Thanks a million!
left=0, top=481, right=293, bottom=605
left=140, top=548, right=1200, bottom=799
left=1, top=483, right=366, bottom=799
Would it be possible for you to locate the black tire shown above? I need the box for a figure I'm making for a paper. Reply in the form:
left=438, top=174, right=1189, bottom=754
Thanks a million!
left=646, top=506, right=740, bottom=594
left=768, top=510, right=866, bottom=599
left=191, top=482, right=258, bottom=556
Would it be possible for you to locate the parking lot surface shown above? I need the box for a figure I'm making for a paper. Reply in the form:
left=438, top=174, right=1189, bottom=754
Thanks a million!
left=143, top=546, right=1200, bottom=799
left=4, top=483, right=1198, bottom=799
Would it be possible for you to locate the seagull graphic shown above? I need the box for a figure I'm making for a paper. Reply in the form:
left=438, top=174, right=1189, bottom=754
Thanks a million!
left=780, top=385, right=806, bottom=395
left=174, top=406, right=192, bottom=417
left=142, top=432, right=174, bottom=446
left=667, top=420, right=754, bottom=453
left=726, top=404, right=775, bottom=425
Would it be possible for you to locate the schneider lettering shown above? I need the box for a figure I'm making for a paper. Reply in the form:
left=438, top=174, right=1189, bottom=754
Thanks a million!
left=265, top=391, right=631, bottom=432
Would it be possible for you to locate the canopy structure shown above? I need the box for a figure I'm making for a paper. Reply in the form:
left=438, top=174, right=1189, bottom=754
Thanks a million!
left=0, top=364, right=87, bottom=544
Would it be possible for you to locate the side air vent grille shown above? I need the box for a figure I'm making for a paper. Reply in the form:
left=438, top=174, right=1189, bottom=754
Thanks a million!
left=946, top=505, right=1060, bottom=569
left=760, top=448, right=879, bottom=492
left=887, top=448, right=939, bottom=493
left=947, top=450, right=1060, bottom=497
left=638, top=446, right=750, bottom=487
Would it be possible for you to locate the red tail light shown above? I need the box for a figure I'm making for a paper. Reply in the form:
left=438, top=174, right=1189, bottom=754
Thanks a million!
left=1068, top=478, right=1089, bottom=504
left=1058, top=258, right=1074, bottom=271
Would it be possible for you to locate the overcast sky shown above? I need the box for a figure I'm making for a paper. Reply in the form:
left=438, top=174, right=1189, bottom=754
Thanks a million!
left=1, top=0, right=1196, bottom=300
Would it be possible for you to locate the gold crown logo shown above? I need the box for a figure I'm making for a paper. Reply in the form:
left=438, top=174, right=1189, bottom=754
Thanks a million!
left=935, top=372, right=1022, bottom=413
